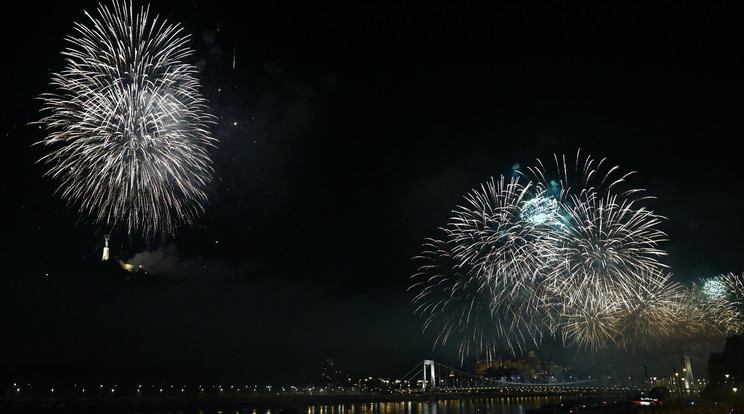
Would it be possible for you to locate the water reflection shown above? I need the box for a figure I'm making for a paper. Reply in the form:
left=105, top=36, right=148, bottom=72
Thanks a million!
left=300, top=396, right=560, bottom=414
left=122, top=396, right=563, bottom=414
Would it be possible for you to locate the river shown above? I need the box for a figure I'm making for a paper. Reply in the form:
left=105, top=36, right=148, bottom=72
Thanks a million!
left=305, top=396, right=566, bottom=414
left=92, top=396, right=568, bottom=414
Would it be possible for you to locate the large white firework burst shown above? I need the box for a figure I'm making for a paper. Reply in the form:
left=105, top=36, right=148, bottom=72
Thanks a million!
left=34, top=0, right=217, bottom=241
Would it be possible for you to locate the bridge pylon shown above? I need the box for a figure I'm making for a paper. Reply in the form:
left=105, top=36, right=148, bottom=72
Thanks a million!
left=423, top=360, right=436, bottom=390
left=683, top=353, right=694, bottom=390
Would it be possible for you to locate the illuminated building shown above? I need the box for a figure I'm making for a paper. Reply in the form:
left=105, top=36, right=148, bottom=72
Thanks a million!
left=475, top=351, right=551, bottom=379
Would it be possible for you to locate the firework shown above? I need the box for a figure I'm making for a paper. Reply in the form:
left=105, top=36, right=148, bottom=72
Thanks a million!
left=411, top=150, right=683, bottom=359
left=34, top=0, right=217, bottom=241
left=611, top=268, right=688, bottom=350
left=692, top=273, right=744, bottom=337
left=410, top=175, right=557, bottom=359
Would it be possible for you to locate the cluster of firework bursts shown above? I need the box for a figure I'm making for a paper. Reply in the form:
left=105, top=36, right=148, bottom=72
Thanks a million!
left=34, top=0, right=216, bottom=241
left=31, top=0, right=743, bottom=362
left=410, top=150, right=744, bottom=360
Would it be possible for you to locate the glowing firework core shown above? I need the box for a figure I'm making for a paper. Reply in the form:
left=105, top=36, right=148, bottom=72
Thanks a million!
left=520, top=196, right=559, bottom=225
left=704, top=279, right=725, bottom=297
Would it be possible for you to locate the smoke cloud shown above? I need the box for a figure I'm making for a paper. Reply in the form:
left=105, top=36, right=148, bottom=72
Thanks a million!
left=125, top=243, right=257, bottom=280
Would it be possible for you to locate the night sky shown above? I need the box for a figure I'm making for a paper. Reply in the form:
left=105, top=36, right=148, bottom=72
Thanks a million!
left=2, top=1, right=744, bottom=387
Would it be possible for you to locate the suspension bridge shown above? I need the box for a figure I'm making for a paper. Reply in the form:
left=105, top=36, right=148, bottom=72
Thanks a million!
left=393, top=358, right=702, bottom=397
left=397, top=360, right=598, bottom=392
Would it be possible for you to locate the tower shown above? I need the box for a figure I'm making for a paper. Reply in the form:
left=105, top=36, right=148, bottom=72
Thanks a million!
left=102, top=235, right=110, bottom=261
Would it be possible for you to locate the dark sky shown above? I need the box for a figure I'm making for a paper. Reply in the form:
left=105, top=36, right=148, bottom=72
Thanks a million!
left=2, top=1, right=744, bottom=387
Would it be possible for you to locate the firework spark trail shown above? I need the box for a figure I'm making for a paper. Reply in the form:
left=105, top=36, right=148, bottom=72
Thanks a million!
left=611, top=268, right=687, bottom=349
left=410, top=238, right=502, bottom=360
left=555, top=281, right=622, bottom=353
left=556, top=193, right=668, bottom=278
left=34, top=0, right=217, bottom=241
left=521, top=149, right=649, bottom=203
left=410, top=239, right=550, bottom=361
left=719, top=273, right=744, bottom=316
left=410, top=176, right=558, bottom=359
